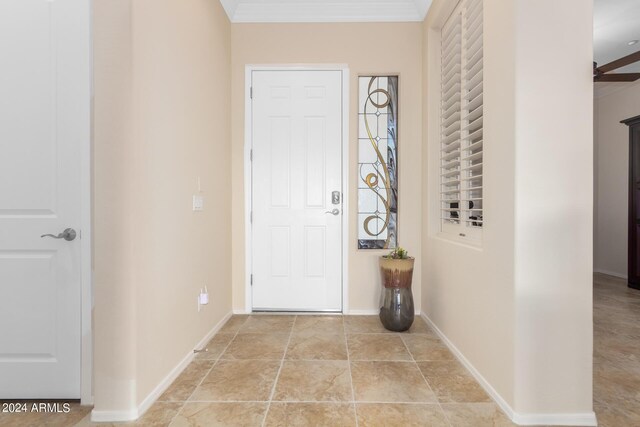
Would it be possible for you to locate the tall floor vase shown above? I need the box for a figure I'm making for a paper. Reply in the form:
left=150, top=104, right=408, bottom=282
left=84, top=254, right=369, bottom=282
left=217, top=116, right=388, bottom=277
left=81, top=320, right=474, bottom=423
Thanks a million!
left=379, top=257, right=415, bottom=332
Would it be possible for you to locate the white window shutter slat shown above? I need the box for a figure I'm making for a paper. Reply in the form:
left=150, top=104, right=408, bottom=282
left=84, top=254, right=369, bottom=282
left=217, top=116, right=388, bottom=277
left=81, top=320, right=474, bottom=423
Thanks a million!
left=440, top=0, right=483, bottom=241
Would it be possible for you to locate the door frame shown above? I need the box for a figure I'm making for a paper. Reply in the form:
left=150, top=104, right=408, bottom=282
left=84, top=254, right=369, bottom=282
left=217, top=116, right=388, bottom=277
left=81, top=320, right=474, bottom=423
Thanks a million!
left=81, top=0, right=92, bottom=404
left=244, top=64, right=350, bottom=313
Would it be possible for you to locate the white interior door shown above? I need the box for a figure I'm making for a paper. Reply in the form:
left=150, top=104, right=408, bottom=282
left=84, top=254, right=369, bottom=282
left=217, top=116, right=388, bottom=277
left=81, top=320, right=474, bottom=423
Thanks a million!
left=251, top=70, right=343, bottom=311
left=0, top=0, right=89, bottom=398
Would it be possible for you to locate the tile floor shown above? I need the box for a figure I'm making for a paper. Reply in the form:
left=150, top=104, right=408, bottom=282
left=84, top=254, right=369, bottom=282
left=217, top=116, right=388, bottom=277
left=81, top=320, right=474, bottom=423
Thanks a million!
left=3, top=274, right=639, bottom=426
left=76, top=315, right=511, bottom=426
left=592, top=273, right=640, bottom=426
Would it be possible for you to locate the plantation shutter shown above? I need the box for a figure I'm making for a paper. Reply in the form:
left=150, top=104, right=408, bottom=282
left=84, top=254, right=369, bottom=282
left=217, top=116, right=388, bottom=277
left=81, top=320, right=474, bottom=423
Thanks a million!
left=440, top=0, right=483, bottom=242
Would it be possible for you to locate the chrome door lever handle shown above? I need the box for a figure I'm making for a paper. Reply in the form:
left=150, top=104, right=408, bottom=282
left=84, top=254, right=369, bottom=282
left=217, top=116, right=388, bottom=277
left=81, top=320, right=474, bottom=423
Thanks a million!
left=325, top=209, right=340, bottom=216
left=41, top=228, right=77, bottom=242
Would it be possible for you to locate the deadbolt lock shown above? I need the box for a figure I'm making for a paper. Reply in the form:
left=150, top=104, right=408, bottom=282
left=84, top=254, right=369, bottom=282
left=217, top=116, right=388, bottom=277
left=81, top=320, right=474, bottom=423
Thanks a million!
left=332, top=191, right=341, bottom=205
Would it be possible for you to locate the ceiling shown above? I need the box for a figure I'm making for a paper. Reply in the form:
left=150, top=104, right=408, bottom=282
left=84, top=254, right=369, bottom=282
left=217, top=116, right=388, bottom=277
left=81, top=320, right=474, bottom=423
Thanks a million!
left=594, top=0, right=640, bottom=73
left=219, top=0, right=432, bottom=23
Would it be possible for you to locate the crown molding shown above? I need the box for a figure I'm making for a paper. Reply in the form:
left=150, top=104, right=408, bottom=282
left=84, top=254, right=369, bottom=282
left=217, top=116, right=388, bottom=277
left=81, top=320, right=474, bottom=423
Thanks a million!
left=220, top=0, right=432, bottom=23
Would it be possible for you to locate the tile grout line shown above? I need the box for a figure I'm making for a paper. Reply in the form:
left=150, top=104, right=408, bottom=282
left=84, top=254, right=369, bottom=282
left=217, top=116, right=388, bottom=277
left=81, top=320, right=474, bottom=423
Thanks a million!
left=165, top=316, right=457, bottom=426
left=195, top=357, right=425, bottom=363
left=343, top=317, right=359, bottom=427
left=261, top=315, right=296, bottom=427
left=170, top=316, right=249, bottom=425
left=179, top=399, right=450, bottom=404
left=399, top=329, right=453, bottom=427
left=407, top=338, right=453, bottom=427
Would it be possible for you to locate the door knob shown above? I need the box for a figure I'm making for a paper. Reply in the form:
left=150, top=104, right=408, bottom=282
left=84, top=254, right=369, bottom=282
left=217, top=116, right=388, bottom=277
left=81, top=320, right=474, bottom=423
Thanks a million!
left=41, top=228, right=77, bottom=242
left=325, top=209, right=340, bottom=216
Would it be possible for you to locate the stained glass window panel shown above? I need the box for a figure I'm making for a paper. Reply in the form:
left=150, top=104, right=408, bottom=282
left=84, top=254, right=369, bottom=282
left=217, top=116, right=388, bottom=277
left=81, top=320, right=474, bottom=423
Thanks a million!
left=357, top=76, right=398, bottom=250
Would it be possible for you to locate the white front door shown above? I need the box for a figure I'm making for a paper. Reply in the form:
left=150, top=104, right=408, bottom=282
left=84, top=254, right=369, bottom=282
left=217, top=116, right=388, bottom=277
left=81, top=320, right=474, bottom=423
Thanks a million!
left=0, top=0, right=89, bottom=398
left=251, top=70, right=343, bottom=311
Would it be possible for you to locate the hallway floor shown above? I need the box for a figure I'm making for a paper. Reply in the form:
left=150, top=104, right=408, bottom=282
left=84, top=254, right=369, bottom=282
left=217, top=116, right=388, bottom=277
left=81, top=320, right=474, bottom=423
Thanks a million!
left=3, top=275, right=639, bottom=426
left=592, top=273, right=640, bottom=426
left=83, top=315, right=512, bottom=426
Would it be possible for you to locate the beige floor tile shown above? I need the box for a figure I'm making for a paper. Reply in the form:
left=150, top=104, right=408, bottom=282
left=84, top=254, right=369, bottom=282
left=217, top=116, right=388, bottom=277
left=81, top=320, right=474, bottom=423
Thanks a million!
left=595, top=334, right=640, bottom=360
left=238, top=315, right=295, bottom=334
left=0, top=402, right=91, bottom=427
left=356, top=403, right=449, bottom=427
left=401, top=334, right=454, bottom=361
left=170, top=402, right=267, bottom=427
left=293, top=316, right=345, bottom=336
left=344, top=316, right=391, bottom=334
left=350, top=361, right=436, bottom=403
left=133, top=402, right=183, bottom=426
left=195, top=333, right=236, bottom=360
left=594, top=364, right=640, bottom=402
left=594, top=318, right=640, bottom=338
left=218, top=315, right=249, bottom=334
left=264, top=402, right=356, bottom=427
left=273, top=360, right=352, bottom=402
left=190, top=360, right=280, bottom=401
left=594, top=400, right=640, bottom=427
left=403, top=317, right=436, bottom=335
left=286, top=334, right=348, bottom=360
left=158, top=361, right=215, bottom=402
left=593, top=348, right=640, bottom=370
left=347, top=334, right=412, bottom=361
left=440, top=403, right=516, bottom=427
left=418, top=361, right=490, bottom=403
left=221, top=333, right=289, bottom=360
left=73, top=414, right=107, bottom=427
left=74, top=403, right=182, bottom=426
left=593, top=273, right=640, bottom=427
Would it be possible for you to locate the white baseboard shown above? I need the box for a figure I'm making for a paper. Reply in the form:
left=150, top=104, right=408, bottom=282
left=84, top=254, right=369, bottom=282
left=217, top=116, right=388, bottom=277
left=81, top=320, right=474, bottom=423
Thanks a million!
left=512, top=412, right=597, bottom=426
left=91, top=311, right=233, bottom=423
left=91, top=409, right=139, bottom=423
left=347, top=309, right=421, bottom=316
left=419, top=313, right=597, bottom=427
left=594, top=269, right=627, bottom=280
left=136, top=311, right=232, bottom=416
left=420, top=313, right=515, bottom=419
left=347, top=309, right=379, bottom=315
left=237, top=308, right=427, bottom=316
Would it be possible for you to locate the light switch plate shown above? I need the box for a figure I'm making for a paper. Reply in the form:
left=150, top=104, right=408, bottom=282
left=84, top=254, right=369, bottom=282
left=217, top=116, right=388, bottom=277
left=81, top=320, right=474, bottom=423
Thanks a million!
left=193, top=195, right=204, bottom=211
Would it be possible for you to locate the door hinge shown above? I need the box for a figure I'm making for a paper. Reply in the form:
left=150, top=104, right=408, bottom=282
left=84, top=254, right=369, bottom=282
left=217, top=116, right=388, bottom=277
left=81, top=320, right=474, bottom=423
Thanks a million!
left=250, top=149, right=253, bottom=161
left=250, top=274, right=253, bottom=286
left=250, top=86, right=253, bottom=99
left=250, top=211, right=253, bottom=223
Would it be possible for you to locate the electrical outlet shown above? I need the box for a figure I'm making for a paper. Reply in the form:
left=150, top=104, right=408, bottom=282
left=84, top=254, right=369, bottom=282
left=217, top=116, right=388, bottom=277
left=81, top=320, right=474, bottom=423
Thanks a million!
left=193, top=195, right=204, bottom=211
left=199, top=288, right=209, bottom=305
left=197, top=287, right=209, bottom=312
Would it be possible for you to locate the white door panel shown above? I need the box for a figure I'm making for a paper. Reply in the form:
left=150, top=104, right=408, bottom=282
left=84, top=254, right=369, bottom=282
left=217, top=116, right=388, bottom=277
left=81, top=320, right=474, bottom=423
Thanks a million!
left=252, top=71, right=343, bottom=311
left=0, top=0, right=88, bottom=398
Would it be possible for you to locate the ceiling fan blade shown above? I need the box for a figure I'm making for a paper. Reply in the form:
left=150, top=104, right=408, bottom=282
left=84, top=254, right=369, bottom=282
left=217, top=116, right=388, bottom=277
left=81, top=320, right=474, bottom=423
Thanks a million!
left=597, top=50, right=640, bottom=74
left=594, top=73, right=640, bottom=82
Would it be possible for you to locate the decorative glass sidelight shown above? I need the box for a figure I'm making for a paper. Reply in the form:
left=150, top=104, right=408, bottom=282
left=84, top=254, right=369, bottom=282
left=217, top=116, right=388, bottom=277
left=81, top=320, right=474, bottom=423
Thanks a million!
left=357, top=76, right=399, bottom=249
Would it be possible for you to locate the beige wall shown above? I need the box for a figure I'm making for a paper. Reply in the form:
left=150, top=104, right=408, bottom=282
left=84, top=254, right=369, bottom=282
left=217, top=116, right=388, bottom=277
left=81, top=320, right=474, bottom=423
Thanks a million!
left=93, top=0, right=232, bottom=414
left=594, top=82, right=640, bottom=278
left=422, top=0, right=516, bottom=407
left=512, top=0, right=593, bottom=414
left=423, top=0, right=593, bottom=418
left=93, top=0, right=137, bottom=412
left=230, top=23, right=423, bottom=313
